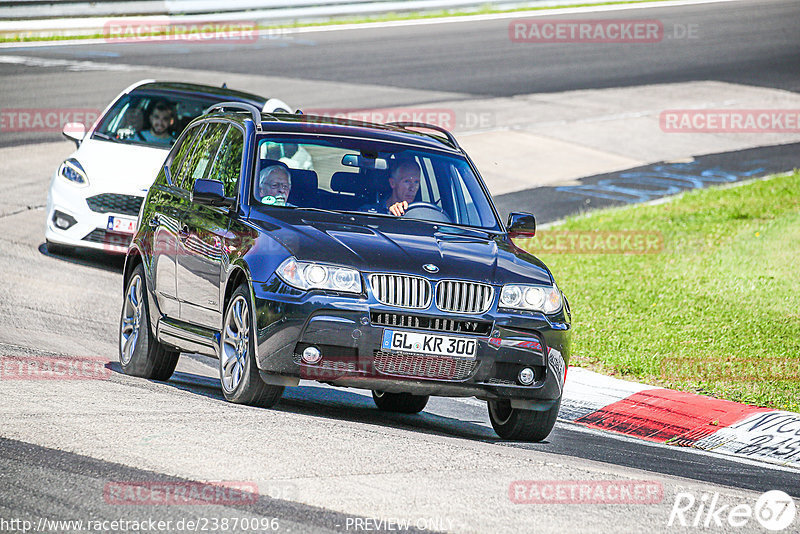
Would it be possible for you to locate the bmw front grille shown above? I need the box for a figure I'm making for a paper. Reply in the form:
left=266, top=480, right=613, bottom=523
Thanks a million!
left=369, top=274, right=432, bottom=309
left=435, top=280, right=493, bottom=314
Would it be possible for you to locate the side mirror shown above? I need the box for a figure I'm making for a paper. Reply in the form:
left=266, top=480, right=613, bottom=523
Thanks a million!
left=191, top=179, right=232, bottom=207
left=62, top=122, right=86, bottom=147
left=263, top=97, right=291, bottom=114
left=507, top=212, right=536, bottom=238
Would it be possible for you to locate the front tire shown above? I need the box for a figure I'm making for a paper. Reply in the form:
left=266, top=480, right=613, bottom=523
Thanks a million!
left=488, top=398, right=561, bottom=442
left=219, top=284, right=283, bottom=408
left=372, top=390, right=429, bottom=414
left=119, top=264, right=179, bottom=380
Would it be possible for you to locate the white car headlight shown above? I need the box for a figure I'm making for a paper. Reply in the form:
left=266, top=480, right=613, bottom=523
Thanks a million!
left=276, top=257, right=362, bottom=294
left=500, top=283, right=562, bottom=314
left=58, top=158, right=89, bottom=187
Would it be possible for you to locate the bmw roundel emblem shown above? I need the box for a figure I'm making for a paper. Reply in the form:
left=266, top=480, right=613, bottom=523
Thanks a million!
left=423, top=264, right=439, bottom=273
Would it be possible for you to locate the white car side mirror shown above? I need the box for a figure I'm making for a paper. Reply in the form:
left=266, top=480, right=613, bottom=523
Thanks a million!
left=263, top=98, right=291, bottom=114
left=62, top=122, right=86, bottom=147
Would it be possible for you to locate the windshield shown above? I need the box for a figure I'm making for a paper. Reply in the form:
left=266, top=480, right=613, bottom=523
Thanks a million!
left=253, top=135, right=500, bottom=230
left=92, top=91, right=239, bottom=148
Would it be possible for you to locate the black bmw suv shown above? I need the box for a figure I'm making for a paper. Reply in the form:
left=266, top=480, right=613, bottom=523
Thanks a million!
left=119, top=103, right=571, bottom=442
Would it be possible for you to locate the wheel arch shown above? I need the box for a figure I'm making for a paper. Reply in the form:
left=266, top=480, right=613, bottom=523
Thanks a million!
left=223, top=261, right=252, bottom=311
left=123, top=244, right=144, bottom=289
left=222, top=260, right=259, bottom=361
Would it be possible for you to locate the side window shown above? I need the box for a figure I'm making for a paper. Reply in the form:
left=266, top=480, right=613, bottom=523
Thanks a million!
left=207, top=125, right=244, bottom=197
left=168, top=124, right=203, bottom=184
left=175, top=122, right=227, bottom=191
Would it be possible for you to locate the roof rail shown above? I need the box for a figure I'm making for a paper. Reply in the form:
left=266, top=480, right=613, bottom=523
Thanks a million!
left=386, top=121, right=460, bottom=150
left=204, top=101, right=263, bottom=131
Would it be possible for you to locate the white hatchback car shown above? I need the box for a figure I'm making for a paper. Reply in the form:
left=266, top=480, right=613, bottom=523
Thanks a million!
left=45, top=80, right=290, bottom=254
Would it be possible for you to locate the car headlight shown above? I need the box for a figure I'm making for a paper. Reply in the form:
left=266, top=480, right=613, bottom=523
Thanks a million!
left=276, top=257, right=362, bottom=294
left=499, top=283, right=562, bottom=314
left=58, top=158, right=89, bottom=187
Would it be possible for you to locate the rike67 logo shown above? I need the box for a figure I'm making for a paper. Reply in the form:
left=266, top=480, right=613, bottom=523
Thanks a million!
left=668, top=490, right=796, bottom=531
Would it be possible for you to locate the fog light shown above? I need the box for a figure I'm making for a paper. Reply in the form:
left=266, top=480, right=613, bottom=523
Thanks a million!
left=53, top=210, right=76, bottom=230
left=518, top=367, right=535, bottom=386
left=301, top=346, right=322, bottom=365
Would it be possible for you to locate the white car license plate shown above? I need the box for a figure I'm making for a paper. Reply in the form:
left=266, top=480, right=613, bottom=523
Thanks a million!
left=381, top=329, right=477, bottom=359
left=107, top=216, right=137, bottom=235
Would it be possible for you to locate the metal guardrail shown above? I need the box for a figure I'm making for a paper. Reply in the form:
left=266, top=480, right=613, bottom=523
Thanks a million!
left=0, top=0, right=504, bottom=20
left=2, top=0, right=544, bottom=20
left=2, top=1, right=166, bottom=20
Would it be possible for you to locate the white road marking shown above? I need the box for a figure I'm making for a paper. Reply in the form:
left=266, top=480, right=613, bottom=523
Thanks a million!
left=0, top=54, right=138, bottom=71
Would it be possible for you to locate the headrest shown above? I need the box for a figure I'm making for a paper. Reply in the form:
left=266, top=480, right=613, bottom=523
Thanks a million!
left=366, top=167, right=391, bottom=196
left=288, top=168, right=318, bottom=190
left=258, top=159, right=290, bottom=176
left=330, top=172, right=365, bottom=194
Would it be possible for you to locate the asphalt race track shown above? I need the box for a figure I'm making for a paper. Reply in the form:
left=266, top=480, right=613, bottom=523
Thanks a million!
left=4, top=0, right=799, bottom=97
left=1, top=1, right=799, bottom=532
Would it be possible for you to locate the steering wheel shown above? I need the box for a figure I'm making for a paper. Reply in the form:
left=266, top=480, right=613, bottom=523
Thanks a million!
left=402, top=202, right=452, bottom=223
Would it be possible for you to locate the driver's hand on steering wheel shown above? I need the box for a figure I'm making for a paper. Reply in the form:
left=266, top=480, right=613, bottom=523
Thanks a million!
left=389, top=201, right=408, bottom=216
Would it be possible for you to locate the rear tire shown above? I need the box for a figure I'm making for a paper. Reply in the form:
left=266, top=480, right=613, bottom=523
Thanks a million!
left=372, top=390, right=429, bottom=414
left=219, top=284, right=283, bottom=408
left=488, top=398, right=561, bottom=442
left=119, top=263, right=179, bottom=380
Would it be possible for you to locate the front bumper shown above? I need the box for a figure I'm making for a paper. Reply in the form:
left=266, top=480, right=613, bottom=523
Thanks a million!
left=251, top=279, right=570, bottom=402
left=45, top=173, right=142, bottom=254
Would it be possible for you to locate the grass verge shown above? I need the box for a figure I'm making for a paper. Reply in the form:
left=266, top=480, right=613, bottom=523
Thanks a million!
left=516, top=171, right=800, bottom=412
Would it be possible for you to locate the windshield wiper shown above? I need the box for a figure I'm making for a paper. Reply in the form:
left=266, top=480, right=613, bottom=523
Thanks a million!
left=287, top=207, right=494, bottom=235
left=290, top=207, right=387, bottom=218
left=92, top=132, right=118, bottom=142
left=282, top=206, right=371, bottom=218
left=433, top=223, right=498, bottom=238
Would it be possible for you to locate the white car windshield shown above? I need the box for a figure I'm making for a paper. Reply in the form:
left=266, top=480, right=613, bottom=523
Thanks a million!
left=92, top=92, right=239, bottom=148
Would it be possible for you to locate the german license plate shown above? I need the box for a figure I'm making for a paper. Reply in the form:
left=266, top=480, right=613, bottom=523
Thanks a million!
left=107, top=216, right=137, bottom=235
left=381, top=329, right=477, bottom=359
